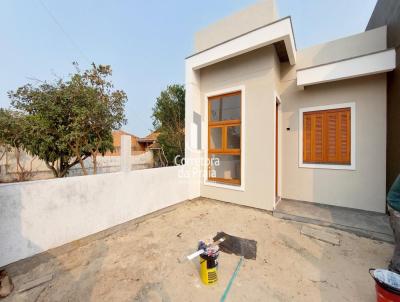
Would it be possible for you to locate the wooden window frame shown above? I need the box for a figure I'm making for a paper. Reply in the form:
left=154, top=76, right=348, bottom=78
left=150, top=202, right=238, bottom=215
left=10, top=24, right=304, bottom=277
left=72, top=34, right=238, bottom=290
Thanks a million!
left=299, top=103, right=356, bottom=170
left=208, top=91, right=241, bottom=185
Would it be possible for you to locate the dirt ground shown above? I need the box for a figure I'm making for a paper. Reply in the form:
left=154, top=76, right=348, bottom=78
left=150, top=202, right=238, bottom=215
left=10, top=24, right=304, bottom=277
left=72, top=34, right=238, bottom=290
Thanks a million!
left=2, top=198, right=393, bottom=301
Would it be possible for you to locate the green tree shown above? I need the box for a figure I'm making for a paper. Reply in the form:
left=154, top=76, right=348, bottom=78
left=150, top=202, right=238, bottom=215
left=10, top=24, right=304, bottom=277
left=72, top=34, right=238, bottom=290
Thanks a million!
left=0, top=109, right=33, bottom=181
left=7, top=63, right=127, bottom=177
left=65, top=63, right=127, bottom=174
left=152, top=84, right=185, bottom=165
left=8, top=81, right=85, bottom=178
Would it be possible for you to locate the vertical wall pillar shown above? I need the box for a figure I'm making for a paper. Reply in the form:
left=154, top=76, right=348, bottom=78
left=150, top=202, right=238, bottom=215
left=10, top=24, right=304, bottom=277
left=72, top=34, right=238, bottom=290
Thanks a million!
left=185, top=62, right=202, bottom=199
left=0, top=148, right=6, bottom=179
left=120, top=135, right=131, bottom=172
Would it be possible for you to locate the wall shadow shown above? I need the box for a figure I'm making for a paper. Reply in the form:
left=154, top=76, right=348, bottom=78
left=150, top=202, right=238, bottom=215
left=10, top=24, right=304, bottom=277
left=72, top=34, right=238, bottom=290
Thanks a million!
left=0, top=184, right=108, bottom=301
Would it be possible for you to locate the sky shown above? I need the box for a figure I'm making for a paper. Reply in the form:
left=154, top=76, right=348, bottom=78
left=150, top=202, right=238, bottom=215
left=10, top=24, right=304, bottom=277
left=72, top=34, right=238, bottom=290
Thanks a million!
left=0, top=0, right=377, bottom=137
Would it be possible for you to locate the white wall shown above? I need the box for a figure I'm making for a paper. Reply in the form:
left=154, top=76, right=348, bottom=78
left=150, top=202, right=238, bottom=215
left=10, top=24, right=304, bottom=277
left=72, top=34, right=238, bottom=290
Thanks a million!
left=0, top=166, right=195, bottom=267
left=0, top=150, right=155, bottom=181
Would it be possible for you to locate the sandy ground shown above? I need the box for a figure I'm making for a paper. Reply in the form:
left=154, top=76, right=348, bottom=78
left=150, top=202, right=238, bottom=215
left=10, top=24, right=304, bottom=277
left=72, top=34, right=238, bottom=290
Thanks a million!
left=2, top=198, right=393, bottom=302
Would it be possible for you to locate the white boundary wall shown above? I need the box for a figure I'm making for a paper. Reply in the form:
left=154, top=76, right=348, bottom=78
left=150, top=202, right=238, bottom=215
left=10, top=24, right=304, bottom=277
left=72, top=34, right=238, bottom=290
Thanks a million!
left=0, top=166, right=196, bottom=267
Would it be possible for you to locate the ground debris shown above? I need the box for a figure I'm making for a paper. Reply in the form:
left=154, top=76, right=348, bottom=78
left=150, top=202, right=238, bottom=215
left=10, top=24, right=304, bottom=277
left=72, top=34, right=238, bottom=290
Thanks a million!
left=309, top=279, right=327, bottom=283
left=301, top=226, right=341, bottom=246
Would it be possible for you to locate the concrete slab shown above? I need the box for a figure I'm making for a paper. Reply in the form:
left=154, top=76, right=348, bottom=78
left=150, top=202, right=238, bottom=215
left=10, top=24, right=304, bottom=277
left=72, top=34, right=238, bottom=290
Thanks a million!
left=301, top=226, right=341, bottom=246
left=274, top=199, right=393, bottom=243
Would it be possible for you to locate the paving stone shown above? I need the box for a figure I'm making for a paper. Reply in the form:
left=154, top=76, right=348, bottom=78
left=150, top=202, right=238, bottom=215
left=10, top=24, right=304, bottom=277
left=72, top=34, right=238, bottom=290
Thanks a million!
left=301, top=226, right=341, bottom=245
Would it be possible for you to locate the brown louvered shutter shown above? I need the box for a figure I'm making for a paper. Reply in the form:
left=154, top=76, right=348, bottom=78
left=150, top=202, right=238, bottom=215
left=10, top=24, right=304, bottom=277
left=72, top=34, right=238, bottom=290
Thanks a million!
left=303, top=114, right=312, bottom=162
left=303, top=108, right=351, bottom=165
left=338, top=109, right=351, bottom=163
left=326, top=111, right=338, bottom=162
left=312, top=113, right=324, bottom=162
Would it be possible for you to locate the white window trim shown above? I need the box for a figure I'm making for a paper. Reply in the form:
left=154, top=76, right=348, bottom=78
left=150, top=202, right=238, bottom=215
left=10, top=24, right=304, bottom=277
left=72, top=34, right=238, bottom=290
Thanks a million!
left=203, top=85, right=245, bottom=191
left=298, top=102, right=356, bottom=170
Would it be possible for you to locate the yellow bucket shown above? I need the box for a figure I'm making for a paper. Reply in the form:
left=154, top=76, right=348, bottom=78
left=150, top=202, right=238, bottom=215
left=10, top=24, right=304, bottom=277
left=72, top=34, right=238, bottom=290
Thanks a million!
left=199, top=252, right=219, bottom=285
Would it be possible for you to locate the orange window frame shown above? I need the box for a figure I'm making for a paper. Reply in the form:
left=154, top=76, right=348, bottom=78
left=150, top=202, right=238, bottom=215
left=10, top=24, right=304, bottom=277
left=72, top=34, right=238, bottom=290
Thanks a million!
left=208, top=91, right=241, bottom=185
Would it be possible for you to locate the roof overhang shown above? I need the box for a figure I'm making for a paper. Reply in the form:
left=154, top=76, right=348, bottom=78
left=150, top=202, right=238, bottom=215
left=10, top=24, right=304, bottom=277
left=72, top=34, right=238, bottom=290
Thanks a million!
left=186, top=17, right=296, bottom=70
left=297, top=48, right=396, bottom=88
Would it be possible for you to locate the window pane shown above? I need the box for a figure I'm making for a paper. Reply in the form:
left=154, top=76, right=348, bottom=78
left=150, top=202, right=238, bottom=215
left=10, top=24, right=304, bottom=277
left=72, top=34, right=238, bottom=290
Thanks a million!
left=227, top=126, right=240, bottom=149
left=209, top=154, right=241, bottom=181
left=210, top=128, right=222, bottom=149
left=210, top=94, right=241, bottom=121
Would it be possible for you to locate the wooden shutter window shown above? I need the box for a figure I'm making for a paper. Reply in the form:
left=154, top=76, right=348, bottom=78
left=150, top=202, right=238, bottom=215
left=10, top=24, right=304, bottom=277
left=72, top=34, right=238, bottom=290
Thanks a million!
left=303, top=107, right=351, bottom=165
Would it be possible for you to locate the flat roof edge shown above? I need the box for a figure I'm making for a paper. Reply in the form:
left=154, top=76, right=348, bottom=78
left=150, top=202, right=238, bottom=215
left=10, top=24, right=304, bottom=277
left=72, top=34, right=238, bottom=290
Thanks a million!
left=297, top=47, right=395, bottom=72
left=185, top=16, right=294, bottom=60
left=297, top=48, right=396, bottom=87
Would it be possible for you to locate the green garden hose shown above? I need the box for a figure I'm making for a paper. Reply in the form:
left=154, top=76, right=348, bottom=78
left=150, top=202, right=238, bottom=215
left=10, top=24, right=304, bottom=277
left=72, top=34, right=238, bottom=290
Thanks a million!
left=220, top=256, right=244, bottom=302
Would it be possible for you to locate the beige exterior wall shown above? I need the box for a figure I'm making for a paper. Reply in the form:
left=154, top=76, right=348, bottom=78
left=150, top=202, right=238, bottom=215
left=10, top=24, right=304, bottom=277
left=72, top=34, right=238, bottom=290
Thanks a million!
left=199, top=46, right=279, bottom=210
left=280, top=74, right=387, bottom=213
left=194, top=0, right=278, bottom=53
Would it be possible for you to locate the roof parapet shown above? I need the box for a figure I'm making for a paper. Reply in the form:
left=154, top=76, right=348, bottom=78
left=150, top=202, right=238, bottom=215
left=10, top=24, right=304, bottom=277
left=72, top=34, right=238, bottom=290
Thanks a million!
left=186, top=17, right=296, bottom=70
left=297, top=48, right=396, bottom=88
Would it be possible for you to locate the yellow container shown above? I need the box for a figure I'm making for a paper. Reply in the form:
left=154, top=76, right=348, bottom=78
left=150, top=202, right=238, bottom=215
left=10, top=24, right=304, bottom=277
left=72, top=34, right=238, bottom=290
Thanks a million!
left=199, top=253, right=218, bottom=285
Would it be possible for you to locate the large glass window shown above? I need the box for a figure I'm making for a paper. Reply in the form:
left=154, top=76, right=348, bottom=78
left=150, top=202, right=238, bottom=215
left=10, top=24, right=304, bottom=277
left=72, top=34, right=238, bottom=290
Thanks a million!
left=208, top=91, right=241, bottom=185
left=210, top=94, right=241, bottom=121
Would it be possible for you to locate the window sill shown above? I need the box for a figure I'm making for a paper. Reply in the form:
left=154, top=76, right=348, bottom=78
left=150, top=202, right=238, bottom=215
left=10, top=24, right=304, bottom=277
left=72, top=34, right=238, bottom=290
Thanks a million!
left=204, top=181, right=245, bottom=191
left=299, top=163, right=355, bottom=170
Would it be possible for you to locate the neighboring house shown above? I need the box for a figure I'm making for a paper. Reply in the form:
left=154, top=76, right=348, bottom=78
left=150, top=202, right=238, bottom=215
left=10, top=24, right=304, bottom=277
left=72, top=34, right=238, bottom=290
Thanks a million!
left=137, top=131, right=160, bottom=151
left=367, top=0, right=400, bottom=191
left=107, top=130, right=145, bottom=156
left=108, top=130, right=159, bottom=156
left=184, top=0, right=396, bottom=213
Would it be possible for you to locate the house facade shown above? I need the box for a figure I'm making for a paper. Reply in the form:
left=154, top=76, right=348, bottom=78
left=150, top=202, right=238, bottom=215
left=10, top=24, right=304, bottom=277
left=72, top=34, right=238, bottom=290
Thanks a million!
left=184, top=0, right=396, bottom=213
left=106, top=130, right=159, bottom=156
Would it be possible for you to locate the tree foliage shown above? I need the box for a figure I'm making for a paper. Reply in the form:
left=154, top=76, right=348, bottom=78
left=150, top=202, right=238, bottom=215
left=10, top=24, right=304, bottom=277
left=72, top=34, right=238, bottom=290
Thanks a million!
left=0, top=109, right=34, bottom=181
left=0, top=109, right=26, bottom=150
left=64, top=63, right=127, bottom=174
left=151, top=84, right=185, bottom=165
left=5, top=63, right=127, bottom=178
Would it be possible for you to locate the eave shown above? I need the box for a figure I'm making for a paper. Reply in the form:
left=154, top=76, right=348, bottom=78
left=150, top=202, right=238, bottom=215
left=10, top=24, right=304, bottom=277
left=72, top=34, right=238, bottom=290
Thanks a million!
left=297, top=48, right=396, bottom=88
